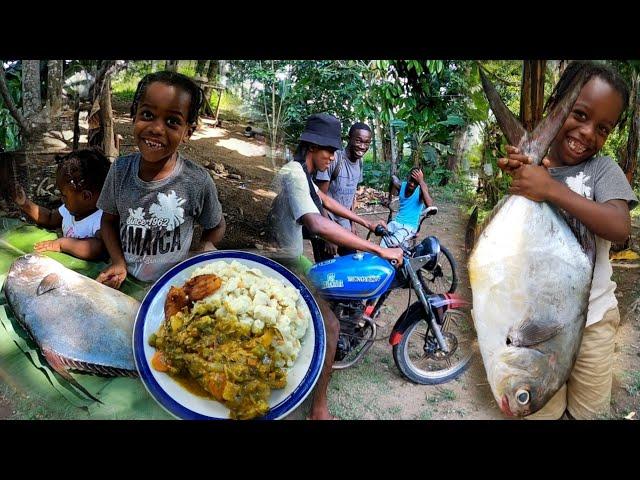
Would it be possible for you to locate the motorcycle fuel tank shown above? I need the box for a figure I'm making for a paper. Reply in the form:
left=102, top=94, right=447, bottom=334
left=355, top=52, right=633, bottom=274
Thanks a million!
left=308, top=252, right=396, bottom=300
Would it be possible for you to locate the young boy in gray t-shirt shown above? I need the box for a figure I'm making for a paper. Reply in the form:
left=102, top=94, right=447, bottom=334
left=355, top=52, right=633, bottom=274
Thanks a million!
left=96, top=72, right=225, bottom=288
left=497, top=62, right=638, bottom=420
left=98, top=152, right=223, bottom=283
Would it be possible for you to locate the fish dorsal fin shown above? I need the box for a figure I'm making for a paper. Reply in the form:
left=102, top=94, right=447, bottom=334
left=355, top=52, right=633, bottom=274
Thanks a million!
left=37, top=273, right=63, bottom=296
left=469, top=195, right=512, bottom=253
left=465, top=205, right=479, bottom=254
left=479, top=67, right=526, bottom=148
left=554, top=207, right=597, bottom=265
left=507, top=315, right=564, bottom=347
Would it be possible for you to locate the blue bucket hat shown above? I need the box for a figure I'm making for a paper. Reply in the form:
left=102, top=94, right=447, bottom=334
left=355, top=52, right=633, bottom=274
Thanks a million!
left=299, top=113, right=342, bottom=150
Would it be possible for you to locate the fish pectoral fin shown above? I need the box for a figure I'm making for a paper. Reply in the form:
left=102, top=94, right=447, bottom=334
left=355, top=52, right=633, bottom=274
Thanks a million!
left=42, top=348, right=103, bottom=404
left=37, top=273, right=63, bottom=296
left=507, top=317, right=564, bottom=347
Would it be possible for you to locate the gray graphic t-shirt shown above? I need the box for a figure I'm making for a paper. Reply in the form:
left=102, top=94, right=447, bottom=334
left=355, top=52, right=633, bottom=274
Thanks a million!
left=548, top=155, right=638, bottom=326
left=98, top=153, right=223, bottom=282
left=315, top=149, right=363, bottom=229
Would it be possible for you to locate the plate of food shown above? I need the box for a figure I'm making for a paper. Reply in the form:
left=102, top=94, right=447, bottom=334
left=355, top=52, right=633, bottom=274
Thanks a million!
left=133, top=250, right=326, bottom=420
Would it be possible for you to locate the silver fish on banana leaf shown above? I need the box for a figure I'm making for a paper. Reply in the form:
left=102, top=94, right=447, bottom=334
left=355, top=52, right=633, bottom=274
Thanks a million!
left=3, top=254, right=140, bottom=402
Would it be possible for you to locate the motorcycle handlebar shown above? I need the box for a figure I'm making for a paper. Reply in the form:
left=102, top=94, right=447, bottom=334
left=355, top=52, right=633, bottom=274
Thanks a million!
left=374, top=224, right=388, bottom=237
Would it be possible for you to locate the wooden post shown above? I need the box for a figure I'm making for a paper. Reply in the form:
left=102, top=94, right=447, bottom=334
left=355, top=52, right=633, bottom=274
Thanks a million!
left=213, top=88, right=223, bottom=124
left=72, top=97, right=81, bottom=150
left=100, top=76, right=118, bottom=160
left=621, top=72, right=639, bottom=186
left=47, top=60, right=63, bottom=118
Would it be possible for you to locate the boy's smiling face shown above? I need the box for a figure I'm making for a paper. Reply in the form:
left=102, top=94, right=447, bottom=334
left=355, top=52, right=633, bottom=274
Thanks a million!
left=133, top=82, right=194, bottom=165
left=549, top=76, right=625, bottom=167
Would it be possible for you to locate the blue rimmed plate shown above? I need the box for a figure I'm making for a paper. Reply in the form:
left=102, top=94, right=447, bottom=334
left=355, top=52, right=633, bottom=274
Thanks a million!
left=133, top=250, right=325, bottom=420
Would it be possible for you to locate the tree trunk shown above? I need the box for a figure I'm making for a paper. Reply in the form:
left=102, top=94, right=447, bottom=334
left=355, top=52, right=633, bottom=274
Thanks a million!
left=376, top=122, right=385, bottom=163
left=100, top=76, right=118, bottom=159
left=389, top=118, right=398, bottom=177
left=47, top=60, right=63, bottom=119
left=22, top=60, right=42, bottom=122
left=195, top=60, right=208, bottom=77
left=87, top=61, right=118, bottom=158
left=519, top=60, right=546, bottom=132
left=204, top=60, right=219, bottom=102
left=0, top=64, right=30, bottom=135
left=621, top=72, right=639, bottom=186
left=445, top=128, right=465, bottom=183
left=165, top=60, right=179, bottom=72
left=370, top=117, right=377, bottom=163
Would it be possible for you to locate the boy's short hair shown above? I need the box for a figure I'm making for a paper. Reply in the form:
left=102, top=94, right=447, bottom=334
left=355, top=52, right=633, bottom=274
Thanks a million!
left=348, top=122, right=371, bottom=137
left=544, top=61, right=630, bottom=127
left=55, top=148, right=111, bottom=193
left=130, top=70, right=205, bottom=126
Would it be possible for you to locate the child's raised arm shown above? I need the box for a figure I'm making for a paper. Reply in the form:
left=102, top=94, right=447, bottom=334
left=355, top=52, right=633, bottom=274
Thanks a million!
left=34, top=236, right=106, bottom=261
left=12, top=184, right=62, bottom=229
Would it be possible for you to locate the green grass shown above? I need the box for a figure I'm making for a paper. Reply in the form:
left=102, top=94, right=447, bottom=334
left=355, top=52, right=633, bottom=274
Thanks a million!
left=415, top=409, right=433, bottom=420
left=623, top=370, right=640, bottom=397
left=327, top=352, right=392, bottom=419
left=112, top=75, right=139, bottom=103
left=426, top=388, right=456, bottom=404
left=111, top=61, right=248, bottom=122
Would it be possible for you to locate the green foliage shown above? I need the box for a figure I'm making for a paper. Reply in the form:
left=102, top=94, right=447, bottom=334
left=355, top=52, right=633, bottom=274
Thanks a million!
left=362, top=157, right=389, bottom=191
left=112, top=61, right=154, bottom=103
left=209, top=89, right=244, bottom=116
left=112, top=61, right=198, bottom=103
left=283, top=60, right=368, bottom=144
left=0, top=67, right=22, bottom=151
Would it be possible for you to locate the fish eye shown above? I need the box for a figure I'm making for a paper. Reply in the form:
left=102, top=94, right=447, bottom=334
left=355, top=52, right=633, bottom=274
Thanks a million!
left=516, top=389, right=530, bottom=405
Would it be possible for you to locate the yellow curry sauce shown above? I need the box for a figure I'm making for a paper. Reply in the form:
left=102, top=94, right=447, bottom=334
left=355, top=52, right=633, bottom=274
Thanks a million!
left=149, top=281, right=289, bottom=420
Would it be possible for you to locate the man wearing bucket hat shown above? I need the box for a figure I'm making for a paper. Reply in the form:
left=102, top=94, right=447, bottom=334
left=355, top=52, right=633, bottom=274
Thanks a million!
left=270, top=113, right=403, bottom=419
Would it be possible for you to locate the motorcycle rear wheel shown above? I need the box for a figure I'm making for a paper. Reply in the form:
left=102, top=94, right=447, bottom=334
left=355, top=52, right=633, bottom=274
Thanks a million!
left=418, top=245, right=458, bottom=295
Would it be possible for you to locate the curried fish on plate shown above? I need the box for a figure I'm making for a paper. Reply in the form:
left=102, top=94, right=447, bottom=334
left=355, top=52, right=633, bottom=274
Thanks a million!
left=147, top=260, right=311, bottom=419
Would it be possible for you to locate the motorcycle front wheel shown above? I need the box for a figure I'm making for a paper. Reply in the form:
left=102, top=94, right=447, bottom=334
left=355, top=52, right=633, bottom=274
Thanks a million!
left=392, top=307, right=475, bottom=385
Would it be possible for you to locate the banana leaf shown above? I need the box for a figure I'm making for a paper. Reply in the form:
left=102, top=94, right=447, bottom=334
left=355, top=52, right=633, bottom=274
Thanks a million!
left=0, top=218, right=172, bottom=419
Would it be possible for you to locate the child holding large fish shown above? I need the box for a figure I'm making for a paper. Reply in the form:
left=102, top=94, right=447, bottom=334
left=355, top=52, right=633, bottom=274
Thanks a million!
left=497, top=61, right=638, bottom=419
left=10, top=148, right=110, bottom=260
left=96, top=71, right=226, bottom=289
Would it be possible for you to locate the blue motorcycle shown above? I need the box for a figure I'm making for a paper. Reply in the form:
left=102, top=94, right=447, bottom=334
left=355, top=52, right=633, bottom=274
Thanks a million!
left=308, top=227, right=475, bottom=385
